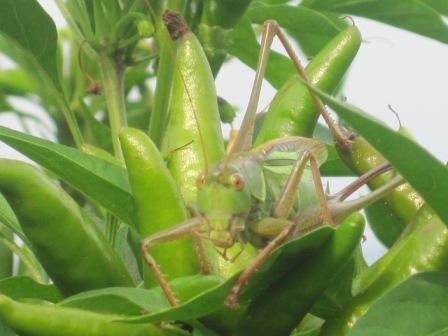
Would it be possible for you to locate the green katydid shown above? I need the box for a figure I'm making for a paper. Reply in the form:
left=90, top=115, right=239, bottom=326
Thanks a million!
left=141, top=18, right=404, bottom=309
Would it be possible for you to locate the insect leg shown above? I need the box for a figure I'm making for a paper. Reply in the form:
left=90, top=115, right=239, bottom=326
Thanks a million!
left=272, top=145, right=335, bottom=226
left=192, top=229, right=211, bottom=275
left=141, top=217, right=207, bottom=306
left=331, top=162, right=393, bottom=201
left=273, top=151, right=312, bottom=219
left=273, top=25, right=350, bottom=149
left=230, top=20, right=351, bottom=155
left=308, top=152, right=334, bottom=226
left=225, top=221, right=296, bottom=309
left=273, top=148, right=334, bottom=226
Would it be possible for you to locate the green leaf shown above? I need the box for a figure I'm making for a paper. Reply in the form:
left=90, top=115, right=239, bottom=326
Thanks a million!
left=191, top=321, right=220, bottom=336
left=306, top=0, right=448, bottom=45
left=307, top=87, right=448, bottom=227
left=0, top=276, right=62, bottom=303
left=228, top=16, right=295, bottom=89
left=313, top=124, right=354, bottom=176
left=0, top=0, right=60, bottom=87
left=60, top=287, right=169, bottom=316
left=121, top=227, right=334, bottom=323
left=248, top=4, right=342, bottom=56
left=59, top=275, right=223, bottom=316
left=254, top=0, right=291, bottom=4
left=320, top=144, right=354, bottom=176
left=0, top=320, right=15, bottom=336
left=311, top=247, right=367, bottom=319
left=78, top=100, right=113, bottom=152
left=0, top=234, right=12, bottom=279
left=121, top=227, right=334, bottom=324
left=421, top=0, right=448, bottom=15
left=0, top=68, right=34, bottom=96
left=0, top=234, right=45, bottom=283
left=349, top=272, right=448, bottom=336
left=0, top=126, right=137, bottom=227
left=0, top=193, right=25, bottom=240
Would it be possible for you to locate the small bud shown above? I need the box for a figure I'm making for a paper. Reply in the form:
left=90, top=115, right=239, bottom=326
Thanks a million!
left=138, top=20, right=154, bottom=38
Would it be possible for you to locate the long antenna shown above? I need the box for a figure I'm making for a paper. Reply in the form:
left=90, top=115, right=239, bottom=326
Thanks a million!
left=227, top=21, right=277, bottom=156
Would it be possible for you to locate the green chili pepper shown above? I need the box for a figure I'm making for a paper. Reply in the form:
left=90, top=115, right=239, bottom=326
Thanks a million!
left=120, top=127, right=199, bottom=287
left=162, top=11, right=225, bottom=205
left=0, top=294, right=182, bottom=336
left=0, top=160, right=134, bottom=296
left=254, top=25, right=361, bottom=145
left=321, top=206, right=448, bottom=335
left=160, top=10, right=230, bottom=276
left=337, top=134, right=424, bottom=246
left=235, top=212, right=365, bottom=336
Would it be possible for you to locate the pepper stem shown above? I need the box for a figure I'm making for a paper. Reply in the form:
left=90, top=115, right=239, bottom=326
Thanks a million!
left=98, top=51, right=127, bottom=161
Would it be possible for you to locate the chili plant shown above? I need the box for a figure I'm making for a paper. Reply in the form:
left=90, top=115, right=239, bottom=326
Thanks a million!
left=0, top=1, right=448, bottom=336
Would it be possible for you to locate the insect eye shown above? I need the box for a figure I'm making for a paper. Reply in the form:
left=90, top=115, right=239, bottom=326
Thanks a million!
left=230, top=173, right=245, bottom=191
left=196, top=173, right=206, bottom=189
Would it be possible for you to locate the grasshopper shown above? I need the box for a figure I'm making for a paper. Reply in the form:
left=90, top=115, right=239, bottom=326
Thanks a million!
left=142, top=19, right=404, bottom=308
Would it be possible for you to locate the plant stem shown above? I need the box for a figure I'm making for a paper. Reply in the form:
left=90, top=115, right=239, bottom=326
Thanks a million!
left=148, top=26, right=175, bottom=147
left=58, top=99, right=84, bottom=148
left=98, top=51, right=127, bottom=161
left=105, top=213, right=119, bottom=247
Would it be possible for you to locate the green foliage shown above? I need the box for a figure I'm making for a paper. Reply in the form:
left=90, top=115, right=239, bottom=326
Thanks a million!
left=310, top=87, right=448, bottom=226
left=0, top=0, right=447, bottom=335
left=349, top=272, right=448, bottom=336
left=0, top=0, right=60, bottom=88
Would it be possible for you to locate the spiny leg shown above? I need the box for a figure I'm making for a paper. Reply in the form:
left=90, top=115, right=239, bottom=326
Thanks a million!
left=274, top=26, right=350, bottom=149
left=308, top=153, right=334, bottom=227
left=192, top=230, right=211, bottom=275
left=141, top=217, right=206, bottom=306
left=273, top=150, right=334, bottom=226
left=228, top=20, right=350, bottom=156
left=273, top=151, right=312, bottom=219
left=225, top=221, right=296, bottom=309
left=142, top=243, right=178, bottom=306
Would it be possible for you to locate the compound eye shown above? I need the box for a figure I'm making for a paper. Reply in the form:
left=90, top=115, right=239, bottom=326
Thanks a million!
left=230, top=173, right=245, bottom=191
left=196, top=173, right=206, bottom=189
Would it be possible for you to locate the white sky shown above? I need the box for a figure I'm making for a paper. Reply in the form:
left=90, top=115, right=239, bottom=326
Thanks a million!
left=2, top=0, right=448, bottom=264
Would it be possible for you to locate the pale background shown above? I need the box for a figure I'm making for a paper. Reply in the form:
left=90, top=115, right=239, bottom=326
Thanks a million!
left=1, top=0, right=448, bottom=264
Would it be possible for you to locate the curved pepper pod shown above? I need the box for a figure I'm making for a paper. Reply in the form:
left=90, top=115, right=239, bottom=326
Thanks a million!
left=162, top=15, right=225, bottom=205
left=0, top=160, right=133, bottom=296
left=0, top=295, right=180, bottom=336
left=321, top=206, right=448, bottom=335
left=120, top=127, right=199, bottom=287
left=337, top=134, right=424, bottom=246
left=255, top=25, right=361, bottom=145
left=161, top=16, right=226, bottom=274
left=235, top=212, right=365, bottom=336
